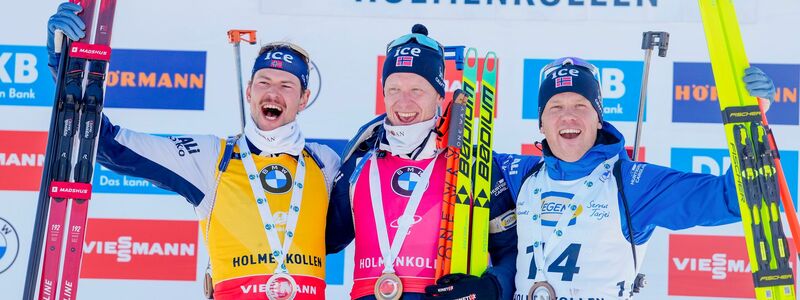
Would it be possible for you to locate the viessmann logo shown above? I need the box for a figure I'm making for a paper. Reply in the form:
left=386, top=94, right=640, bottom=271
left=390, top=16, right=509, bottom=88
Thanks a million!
left=80, top=218, right=198, bottom=281
left=668, top=234, right=796, bottom=299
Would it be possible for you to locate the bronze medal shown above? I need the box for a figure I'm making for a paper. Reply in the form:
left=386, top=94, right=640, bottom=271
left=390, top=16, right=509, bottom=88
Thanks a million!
left=374, top=272, right=403, bottom=300
left=265, top=273, right=298, bottom=300
left=528, top=281, right=557, bottom=300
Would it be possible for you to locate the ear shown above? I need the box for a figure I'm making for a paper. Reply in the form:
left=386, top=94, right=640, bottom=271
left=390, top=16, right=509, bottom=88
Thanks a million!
left=246, top=81, right=252, bottom=103
left=597, top=121, right=603, bottom=130
left=298, top=89, right=311, bottom=113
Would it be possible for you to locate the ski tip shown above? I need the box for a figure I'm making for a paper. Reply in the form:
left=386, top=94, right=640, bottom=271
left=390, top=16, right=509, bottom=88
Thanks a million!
left=483, top=52, right=498, bottom=73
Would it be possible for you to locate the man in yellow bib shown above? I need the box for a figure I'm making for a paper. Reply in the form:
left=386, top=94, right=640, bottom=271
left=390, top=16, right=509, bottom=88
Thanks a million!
left=46, top=3, right=341, bottom=299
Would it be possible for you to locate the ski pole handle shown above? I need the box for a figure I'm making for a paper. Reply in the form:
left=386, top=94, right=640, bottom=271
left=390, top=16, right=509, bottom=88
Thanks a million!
left=227, top=29, right=257, bottom=133
left=632, top=31, right=670, bottom=162
left=228, top=30, right=257, bottom=45
left=641, top=31, right=670, bottom=57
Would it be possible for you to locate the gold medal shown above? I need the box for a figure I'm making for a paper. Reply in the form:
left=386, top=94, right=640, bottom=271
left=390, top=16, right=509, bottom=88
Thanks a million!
left=265, top=273, right=298, bottom=300
left=528, top=281, right=557, bottom=300
left=374, top=272, right=403, bottom=300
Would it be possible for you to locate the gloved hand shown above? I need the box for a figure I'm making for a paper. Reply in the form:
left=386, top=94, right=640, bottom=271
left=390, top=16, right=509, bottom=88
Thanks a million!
left=47, top=2, right=86, bottom=74
left=743, top=66, right=776, bottom=112
left=424, top=273, right=500, bottom=300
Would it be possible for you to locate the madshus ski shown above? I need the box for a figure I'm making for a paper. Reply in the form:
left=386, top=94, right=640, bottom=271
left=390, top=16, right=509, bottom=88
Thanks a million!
left=23, top=1, right=118, bottom=300
left=698, top=0, right=795, bottom=299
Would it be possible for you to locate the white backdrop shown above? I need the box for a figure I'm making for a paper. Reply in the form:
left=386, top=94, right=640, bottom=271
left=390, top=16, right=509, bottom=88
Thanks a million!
left=2, top=0, right=800, bottom=299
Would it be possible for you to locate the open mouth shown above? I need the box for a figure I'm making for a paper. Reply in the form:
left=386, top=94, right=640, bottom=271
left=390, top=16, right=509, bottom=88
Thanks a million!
left=261, top=104, right=284, bottom=121
left=395, top=112, right=419, bottom=124
left=559, top=128, right=582, bottom=139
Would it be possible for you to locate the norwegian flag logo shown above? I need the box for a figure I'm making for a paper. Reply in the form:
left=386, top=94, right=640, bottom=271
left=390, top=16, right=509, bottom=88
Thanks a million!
left=270, top=60, right=283, bottom=69
left=555, top=76, right=573, bottom=88
left=396, top=56, right=413, bottom=67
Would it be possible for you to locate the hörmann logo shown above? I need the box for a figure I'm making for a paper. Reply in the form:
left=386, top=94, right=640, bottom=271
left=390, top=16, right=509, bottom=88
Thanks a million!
left=80, top=218, right=198, bottom=281
left=672, top=62, right=799, bottom=125
left=104, top=49, right=207, bottom=110
left=669, top=234, right=797, bottom=298
left=0, top=130, right=47, bottom=191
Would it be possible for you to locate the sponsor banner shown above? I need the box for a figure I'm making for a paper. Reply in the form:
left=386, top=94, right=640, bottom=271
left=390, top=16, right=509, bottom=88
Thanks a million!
left=374, top=56, right=499, bottom=118
left=0, top=130, right=47, bottom=191
left=257, top=0, right=762, bottom=24
left=522, top=59, right=644, bottom=122
left=0, top=45, right=54, bottom=106
left=308, top=138, right=347, bottom=285
left=670, top=148, right=798, bottom=207
left=672, top=62, right=799, bottom=125
left=0, top=46, right=207, bottom=110
left=0, top=217, right=20, bottom=274
left=92, top=163, right=175, bottom=195
left=80, top=218, right=199, bottom=281
left=105, top=49, right=207, bottom=110
left=521, top=143, right=543, bottom=157
left=521, top=144, right=644, bottom=160
left=668, top=234, right=796, bottom=298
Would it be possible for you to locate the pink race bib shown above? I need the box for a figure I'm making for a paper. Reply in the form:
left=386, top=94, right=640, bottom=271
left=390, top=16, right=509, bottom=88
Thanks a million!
left=350, top=152, right=446, bottom=299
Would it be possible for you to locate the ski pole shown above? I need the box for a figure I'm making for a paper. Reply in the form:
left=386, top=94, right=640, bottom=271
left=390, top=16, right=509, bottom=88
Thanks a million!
left=757, top=100, right=800, bottom=258
left=632, top=31, right=669, bottom=162
left=227, top=29, right=257, bottom=133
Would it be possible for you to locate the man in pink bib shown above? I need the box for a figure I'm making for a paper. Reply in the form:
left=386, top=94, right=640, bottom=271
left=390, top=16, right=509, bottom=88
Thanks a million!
left=326, top=24, right=517, bottom=300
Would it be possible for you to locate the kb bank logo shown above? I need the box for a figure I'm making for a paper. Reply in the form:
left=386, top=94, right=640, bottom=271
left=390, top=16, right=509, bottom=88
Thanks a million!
left=0, top=45, right=55, bottom=106
left=670, top=148, right=798, bottom=207
left=522, top=59, right=643, bottom=122
left=672, top=62, right=799, bottom=125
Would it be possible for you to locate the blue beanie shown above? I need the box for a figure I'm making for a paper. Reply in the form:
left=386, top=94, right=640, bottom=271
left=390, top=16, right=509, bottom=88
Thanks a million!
left=382, top=24, right=446, bottom=97
left=252, top=46, right=310, bottom=90
left=538, top=64, right=603, bottom=127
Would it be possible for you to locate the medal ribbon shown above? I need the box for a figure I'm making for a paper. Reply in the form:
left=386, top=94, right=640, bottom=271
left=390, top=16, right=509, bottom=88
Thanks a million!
left=368, top=151, right=438, bottom=274
left=239, top=138, right=306, bottom=274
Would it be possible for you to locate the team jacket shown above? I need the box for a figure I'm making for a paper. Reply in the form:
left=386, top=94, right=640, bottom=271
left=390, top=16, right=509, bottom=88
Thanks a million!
left=326, top=115, right=519, bottom=300
left=498, top=121, right=740, bottom=299
left=96, top=115, right=341, bottom=300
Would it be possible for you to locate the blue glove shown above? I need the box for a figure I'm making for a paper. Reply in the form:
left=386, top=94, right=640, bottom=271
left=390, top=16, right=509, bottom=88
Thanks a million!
left=424, top=273, right=500, bottom=300
left=743, top=66, right=776, bottom=103
left=47, top=2, right=86, bottom=74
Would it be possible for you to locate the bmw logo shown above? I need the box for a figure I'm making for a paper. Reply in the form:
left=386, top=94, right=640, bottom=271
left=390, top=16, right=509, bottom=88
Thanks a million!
left=391, top=166, right=424, bottom=197
left=260, top=164, right=293, bottom=194
left=0, top=217, right=19, bottom=274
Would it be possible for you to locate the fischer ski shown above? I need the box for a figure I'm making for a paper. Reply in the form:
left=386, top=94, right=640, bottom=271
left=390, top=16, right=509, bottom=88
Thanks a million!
left=698, top=0, right=795, bottom=299
left=469, top=52, right=497, bottom=276
left=450, top=47, right=479, bottom=275
left=448, top=48, right=499, bottom=276
left=434, top=89, right=467, bottom=279
left=24, top=1, right=118, bottom=300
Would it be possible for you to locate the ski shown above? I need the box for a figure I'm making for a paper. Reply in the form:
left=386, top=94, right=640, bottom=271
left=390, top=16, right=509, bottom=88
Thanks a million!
left=434, top=89, right=467, bottom=279
left=450, top=47, right=479, bottom=275
left=34, top=1, right=98, bottom=299
left=60, top=1, right=117, bottom=299
left=469, top=52, right=497, bottom=276
left=698, top=0, right=795, bottom=299
left=24, top=1, right=118, bottom=299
